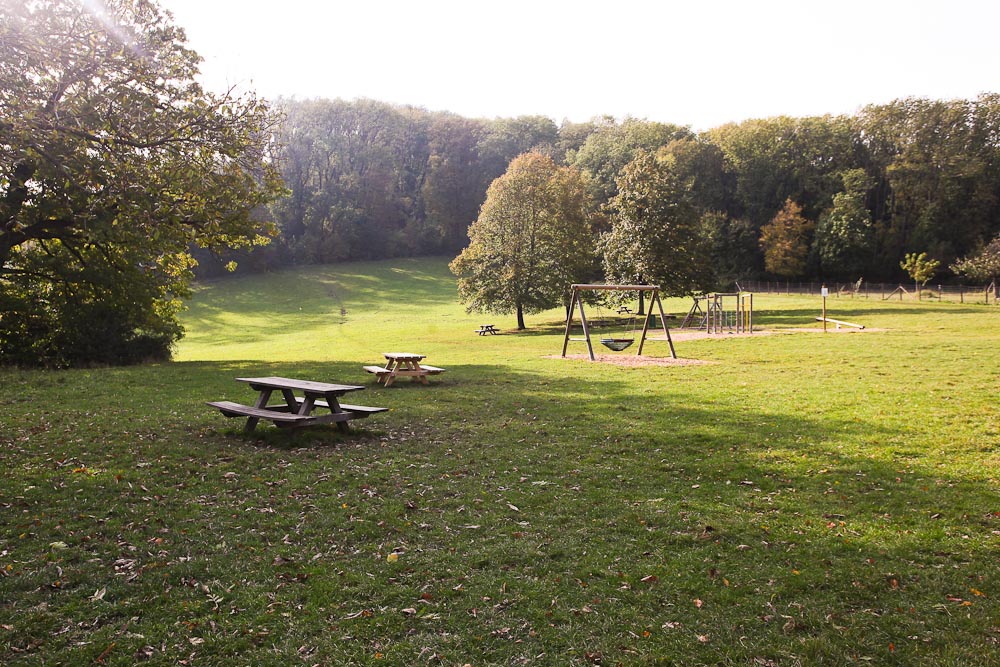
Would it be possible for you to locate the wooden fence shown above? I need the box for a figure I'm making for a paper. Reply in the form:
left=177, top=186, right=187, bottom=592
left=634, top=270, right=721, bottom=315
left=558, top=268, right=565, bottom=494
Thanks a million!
left=737, top=281, right=996, bottom=305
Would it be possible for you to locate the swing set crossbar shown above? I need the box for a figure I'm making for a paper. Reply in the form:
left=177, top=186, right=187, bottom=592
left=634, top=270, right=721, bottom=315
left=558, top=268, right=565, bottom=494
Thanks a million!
left=571, top=284, right=662, bottom=291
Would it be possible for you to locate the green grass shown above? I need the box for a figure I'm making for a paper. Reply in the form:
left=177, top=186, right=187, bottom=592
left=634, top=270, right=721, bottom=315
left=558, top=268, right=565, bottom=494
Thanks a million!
left=2, top=256, right=999, bottom=666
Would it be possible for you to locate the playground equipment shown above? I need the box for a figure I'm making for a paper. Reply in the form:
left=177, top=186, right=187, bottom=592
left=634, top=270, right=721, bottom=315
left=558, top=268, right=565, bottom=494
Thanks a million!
left=562, top=284, right=677, bottom=361
left=680, top=292, right=754, bottom=333
left=592, top=301, right=638, bottom=350
left=815, top=316, right=865, bottom=330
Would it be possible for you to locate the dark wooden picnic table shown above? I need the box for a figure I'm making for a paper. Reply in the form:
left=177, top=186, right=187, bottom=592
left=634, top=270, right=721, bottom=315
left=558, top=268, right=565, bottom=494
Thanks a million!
left=208, top=376, right=387, bottom=432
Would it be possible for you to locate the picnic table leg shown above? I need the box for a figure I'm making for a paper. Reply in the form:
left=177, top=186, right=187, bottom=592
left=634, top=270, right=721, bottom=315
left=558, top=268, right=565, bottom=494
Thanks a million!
left=245, top=388, right=273, bottom=432
left=280, top=388, right=299, bottom=411
left=380, top=360, right=396, bottom=386
left=297, top=395, right=317, bottom=416
left=321, top=392, right=350, bottom=432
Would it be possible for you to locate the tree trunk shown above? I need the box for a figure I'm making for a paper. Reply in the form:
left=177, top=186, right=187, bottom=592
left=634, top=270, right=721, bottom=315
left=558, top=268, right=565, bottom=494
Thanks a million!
left=516, top=303, right=525, bottom=330
left=637, top=291, right=645, bottom=315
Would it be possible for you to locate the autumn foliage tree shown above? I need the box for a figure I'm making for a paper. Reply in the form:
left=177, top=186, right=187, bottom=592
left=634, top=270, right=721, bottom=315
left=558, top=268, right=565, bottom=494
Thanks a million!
left=449, top=152, right=596, bottom=329
left=759, top=199, right=814, bottom=278
left=0, top=0, right=283, bottom=366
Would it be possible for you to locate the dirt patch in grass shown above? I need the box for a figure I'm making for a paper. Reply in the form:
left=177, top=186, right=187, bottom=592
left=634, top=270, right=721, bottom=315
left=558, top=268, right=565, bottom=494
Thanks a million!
left=667, top=326, right=878, bottom=340
left=546, top=353, right=711, bottom=367
left=550, top=326, right=879, bottom=366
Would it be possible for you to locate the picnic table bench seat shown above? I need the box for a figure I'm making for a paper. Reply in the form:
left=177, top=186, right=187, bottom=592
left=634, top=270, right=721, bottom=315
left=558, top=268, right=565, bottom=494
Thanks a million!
left=418, top=365, right=445, bottom=374
left=363, top=365, right=392, bottom=376
left=207, top=400, right=317, bottom=426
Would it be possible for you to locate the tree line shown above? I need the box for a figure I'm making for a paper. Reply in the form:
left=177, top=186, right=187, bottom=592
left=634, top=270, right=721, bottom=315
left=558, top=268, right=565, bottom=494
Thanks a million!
left=208, top=96, right=1000, bottom=291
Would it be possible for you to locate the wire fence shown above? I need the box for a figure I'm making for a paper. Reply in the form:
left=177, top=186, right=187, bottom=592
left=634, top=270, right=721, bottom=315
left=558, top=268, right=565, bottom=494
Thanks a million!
left=736, top=281, right=998, bottom=305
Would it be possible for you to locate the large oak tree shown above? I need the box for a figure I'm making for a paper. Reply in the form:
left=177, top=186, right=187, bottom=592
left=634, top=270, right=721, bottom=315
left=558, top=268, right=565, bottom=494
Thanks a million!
left=450, top=152, right=596, bottom=329
left=601, top=148, right=711, bottom=297
left=0, top=0, right=283, bottom=365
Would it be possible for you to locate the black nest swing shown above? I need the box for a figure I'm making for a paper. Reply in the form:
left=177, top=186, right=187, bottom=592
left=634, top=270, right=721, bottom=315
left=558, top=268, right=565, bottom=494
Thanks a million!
left=598, top=305, right=637, bottom=351
left=599, top=337, right=634, bottom=351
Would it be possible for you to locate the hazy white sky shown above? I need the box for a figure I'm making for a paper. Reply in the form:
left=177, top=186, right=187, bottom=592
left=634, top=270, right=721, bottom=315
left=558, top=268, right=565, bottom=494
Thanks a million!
left=157, top=0, right=999, bottom=130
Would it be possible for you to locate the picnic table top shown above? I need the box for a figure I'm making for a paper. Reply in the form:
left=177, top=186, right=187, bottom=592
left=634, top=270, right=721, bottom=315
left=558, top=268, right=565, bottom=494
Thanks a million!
left=382, top=352, right=425, bottom=361
left=236, top=376, right=364, bottom=394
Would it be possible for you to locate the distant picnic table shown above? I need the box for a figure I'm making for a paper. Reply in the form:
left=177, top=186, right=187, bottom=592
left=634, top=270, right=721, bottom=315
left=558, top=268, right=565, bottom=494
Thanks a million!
left=208, top=376, right=387, bottom=432
left=476, top=324, right=499, bottom=335
left=364, top=352, right=445, bottom=387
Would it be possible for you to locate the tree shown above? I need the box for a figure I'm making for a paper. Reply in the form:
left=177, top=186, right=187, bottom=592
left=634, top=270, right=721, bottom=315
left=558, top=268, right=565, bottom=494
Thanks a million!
left=706, top=116, right=856, bottom=230
left=815, top=168, right=874, bottom=278
left=854, top=96, right=1000, bottom=270
left=699, top=211, right=760, bottom=285
left=0, top=0, right=283, bottom=365
left=569, top=117, right=694, bottom=205
left=601, top=149, right=711, bottom=297
left=450, top=153, right=596, bottom=329
left=900, top=252, right=940, bottom=298
left=758, top=199, right=814, bottom=278
left=950, top=236, right=1000, bottom=299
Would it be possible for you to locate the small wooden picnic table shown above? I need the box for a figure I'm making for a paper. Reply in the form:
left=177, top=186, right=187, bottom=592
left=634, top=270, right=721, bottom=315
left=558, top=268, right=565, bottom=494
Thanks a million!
left=208, top=376, right=387, bottom=432
left=363, top=352, right=445, bottom=387
left=476, top=324, right=499, bottom=335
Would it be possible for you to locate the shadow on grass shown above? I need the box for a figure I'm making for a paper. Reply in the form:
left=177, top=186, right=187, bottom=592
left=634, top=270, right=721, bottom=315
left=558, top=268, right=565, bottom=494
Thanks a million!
left=3, top=358, right=1000, bottom=665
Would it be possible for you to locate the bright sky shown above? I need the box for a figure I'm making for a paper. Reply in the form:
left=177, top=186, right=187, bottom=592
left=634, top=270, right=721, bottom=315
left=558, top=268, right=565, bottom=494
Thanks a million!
left=157, top=0, right=1000, bottom=130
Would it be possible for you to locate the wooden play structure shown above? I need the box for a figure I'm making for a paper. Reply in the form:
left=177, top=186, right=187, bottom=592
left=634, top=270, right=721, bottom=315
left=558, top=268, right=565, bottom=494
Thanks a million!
left=680, top=292, right=754, bottom=334
left=561, top=284, right=677, bottom=361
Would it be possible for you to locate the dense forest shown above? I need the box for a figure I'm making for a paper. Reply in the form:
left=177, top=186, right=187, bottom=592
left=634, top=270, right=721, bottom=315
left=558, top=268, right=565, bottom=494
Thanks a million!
left=200, top=94, right=1000, bottom=286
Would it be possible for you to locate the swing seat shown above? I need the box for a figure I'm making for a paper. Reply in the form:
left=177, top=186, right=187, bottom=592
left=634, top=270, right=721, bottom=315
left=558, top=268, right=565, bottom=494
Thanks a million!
left=600, top=337, right=634, bottom=351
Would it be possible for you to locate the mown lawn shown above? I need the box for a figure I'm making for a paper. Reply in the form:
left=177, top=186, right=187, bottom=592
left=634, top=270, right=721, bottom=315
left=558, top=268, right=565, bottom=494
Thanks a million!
left=2, top=257, right=999, bottom=666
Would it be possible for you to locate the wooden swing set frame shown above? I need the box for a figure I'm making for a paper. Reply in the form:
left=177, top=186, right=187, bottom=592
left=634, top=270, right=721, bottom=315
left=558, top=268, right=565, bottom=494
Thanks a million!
left=561, top=284, right=677, bottom=361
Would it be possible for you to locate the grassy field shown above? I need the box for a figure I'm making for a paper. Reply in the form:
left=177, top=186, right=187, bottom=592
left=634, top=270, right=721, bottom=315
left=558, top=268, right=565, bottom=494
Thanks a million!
left=2, top=257, right=999, bottom=666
